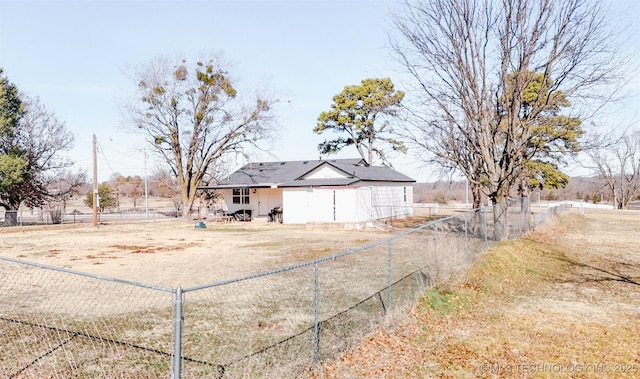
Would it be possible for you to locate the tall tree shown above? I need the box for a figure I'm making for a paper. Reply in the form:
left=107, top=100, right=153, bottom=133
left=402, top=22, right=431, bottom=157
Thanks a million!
left=314, top=77, right=405, bottom=165
left=391, top=0, right=624, bottom=238
left=0, top=69, right=23, bottom=139
left=15, top=95, right=78, bottom=204
left=1, top=70, right=79, bottom=224
left=0, top=69, right=27, bottom=218
left=126, top=54, right=277, bottom=220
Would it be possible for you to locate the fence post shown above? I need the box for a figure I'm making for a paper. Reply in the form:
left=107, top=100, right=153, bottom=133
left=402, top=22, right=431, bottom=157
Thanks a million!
left=523, top=196, right=531, bottom=234
left=483, top=208, right=488, bottom=250
left=313, top=262, right=320, bottom=364
left=464, top=212, right=469, bottom=263
left=435, top=221, right=439, bottom=255
left=434, top=221, right=439, bottom=280
left=387, top=240, right=392, bottom=314
left=172, top=286, right=183, bottom=379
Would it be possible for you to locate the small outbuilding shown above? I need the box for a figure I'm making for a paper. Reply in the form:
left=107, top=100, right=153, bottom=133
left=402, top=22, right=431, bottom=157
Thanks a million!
left=198, top=158, right=415, bottom=224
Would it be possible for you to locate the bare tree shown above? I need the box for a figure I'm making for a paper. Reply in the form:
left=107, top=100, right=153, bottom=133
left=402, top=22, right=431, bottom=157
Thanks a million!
left=43, top=170, right=87, bottom=224
left=391, top=0, right=626, bottom=239
left=109, top=174, right=145, bottom=211
left=126, top=53, right=278, bottom=220
left=152, top=169, right=183, bottom=214
left=123, top=176, right=144, bottom=211
left=108, top=173, right=124, bottom=211
left=1, top=93, right=80, bottom=224
left=585, top=128, right=640, bottom=209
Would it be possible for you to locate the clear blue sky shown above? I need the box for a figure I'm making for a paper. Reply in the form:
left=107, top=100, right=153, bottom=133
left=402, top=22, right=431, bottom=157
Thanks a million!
left=1, top=0, right=416, bottom=182
left=1, top=0, right=639, bottom=183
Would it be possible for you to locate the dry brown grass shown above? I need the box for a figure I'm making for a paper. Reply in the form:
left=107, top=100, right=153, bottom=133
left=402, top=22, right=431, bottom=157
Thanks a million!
left=0, top=209, right=464, bottom=378
left=0, top=219, right=394, bottom=289
left=316, top=209, right=640, bottom=378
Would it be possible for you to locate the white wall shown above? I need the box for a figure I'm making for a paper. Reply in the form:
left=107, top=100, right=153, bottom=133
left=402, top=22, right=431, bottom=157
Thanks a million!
left=356, top=184, right=412, bottom=219
left=304, top=165, right=345, bottom=179
left=257, top=188, right=282, bottom=216
left=220, top=188, right=284, bottom=216
left=282, top=188, right=334, bottom=224
left=282, top=184, right=414, bottom=224
left=219, top=184, right=413, bottom=223
left=220, top=189, right=256, bottom=215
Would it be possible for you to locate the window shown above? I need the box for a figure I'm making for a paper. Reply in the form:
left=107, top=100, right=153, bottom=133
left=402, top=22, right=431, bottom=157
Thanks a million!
left=403, top=186, right=407, bottom=202
left=232, top=188, right=250, bottom=204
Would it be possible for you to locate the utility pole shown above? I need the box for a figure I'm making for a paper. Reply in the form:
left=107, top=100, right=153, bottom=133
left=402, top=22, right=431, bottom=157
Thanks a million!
left=92, top=134, right=98, bottom=226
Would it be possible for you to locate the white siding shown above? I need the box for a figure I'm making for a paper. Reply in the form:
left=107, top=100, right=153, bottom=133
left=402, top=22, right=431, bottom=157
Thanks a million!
left=256, top=188, right=282, bottom=216
left=334, top=188, right=356, bottom=222
left=369, top=185, right=414, bottom=219
left=284, top=188, right=357, bottom=224
left=355, top=187, right=373, bottom=221
left=282, top=188, right=334, bottom=224
left=282, top=184, right=413, bottom=224
left=219, top=189, right=233, bottom=212
left=220, top=188, right=257, bottom=214
left=303, top=165, right=347, bottom=179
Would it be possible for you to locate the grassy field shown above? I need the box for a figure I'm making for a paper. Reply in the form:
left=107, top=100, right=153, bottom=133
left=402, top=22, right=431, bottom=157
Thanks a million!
left=1, top=207, right=455, bottom=378
left=317, top=209, right=640, bottom=378
left=1, top=205, right=592, bottom=378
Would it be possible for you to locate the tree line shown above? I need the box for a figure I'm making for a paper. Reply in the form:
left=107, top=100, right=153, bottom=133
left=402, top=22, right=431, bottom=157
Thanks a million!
left=0, top=69, right=85, bottom=225
left=2, top=0, right=639, bottom=233
left=82, top=171, right=186, bottom=213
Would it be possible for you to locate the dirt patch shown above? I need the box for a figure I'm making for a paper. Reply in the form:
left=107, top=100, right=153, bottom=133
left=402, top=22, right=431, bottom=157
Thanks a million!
left=110, top=243, right=199, bottom=254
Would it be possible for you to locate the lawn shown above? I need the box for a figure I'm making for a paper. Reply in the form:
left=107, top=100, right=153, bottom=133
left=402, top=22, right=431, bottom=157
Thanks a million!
left=1, top=210, right=444, bottom=378
left=0, top=219, right=396, bottom=289
left=318, top=209, right=640, bottom=378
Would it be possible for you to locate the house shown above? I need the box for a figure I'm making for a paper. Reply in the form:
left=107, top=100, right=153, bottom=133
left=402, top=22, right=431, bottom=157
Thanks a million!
left=197, top=158, right=416, bottom=224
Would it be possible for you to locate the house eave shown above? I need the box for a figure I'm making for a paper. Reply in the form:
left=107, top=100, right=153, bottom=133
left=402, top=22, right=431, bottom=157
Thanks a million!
left=198, top=178, right=415, bottom=191
left=197, top=183, right=277, bottom=190
left=278, top=178, right=360, bottom=187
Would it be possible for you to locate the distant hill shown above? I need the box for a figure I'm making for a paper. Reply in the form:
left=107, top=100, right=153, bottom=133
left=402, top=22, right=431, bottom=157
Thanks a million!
left=413, top=176, right=615, bottom=205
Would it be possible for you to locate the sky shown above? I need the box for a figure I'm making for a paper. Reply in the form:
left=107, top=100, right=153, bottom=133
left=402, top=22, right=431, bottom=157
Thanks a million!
left=1, top=0, right=416, bottom=182
left=1, top=0, right=640, bottom=183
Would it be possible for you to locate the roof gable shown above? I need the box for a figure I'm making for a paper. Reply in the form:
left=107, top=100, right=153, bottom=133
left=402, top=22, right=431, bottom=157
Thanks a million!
left=300, top=162, right=355, bottom=180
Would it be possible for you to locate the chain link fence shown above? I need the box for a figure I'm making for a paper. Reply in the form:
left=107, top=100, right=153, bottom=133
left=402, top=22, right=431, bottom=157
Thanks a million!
left=0, top=208, right=177, bottom=227
left=0, top=257, right=175, bottom=378
left=0, top=201, right=567, bottom=378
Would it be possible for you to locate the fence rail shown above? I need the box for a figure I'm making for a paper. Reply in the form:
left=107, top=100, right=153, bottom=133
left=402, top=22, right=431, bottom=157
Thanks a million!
left=0, top=201, right=567, bottom=378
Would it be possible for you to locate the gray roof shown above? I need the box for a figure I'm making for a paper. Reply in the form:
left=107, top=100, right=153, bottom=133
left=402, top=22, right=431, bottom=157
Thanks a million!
left=199, top=158, right=415, bottom=189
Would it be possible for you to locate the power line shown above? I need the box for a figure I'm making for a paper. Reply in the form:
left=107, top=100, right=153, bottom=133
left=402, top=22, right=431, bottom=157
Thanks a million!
left=101, top=145, right=145, bottom=161
left=95, top=141, right=148, bottom=176
left=96, top=139, right=117, bottom=177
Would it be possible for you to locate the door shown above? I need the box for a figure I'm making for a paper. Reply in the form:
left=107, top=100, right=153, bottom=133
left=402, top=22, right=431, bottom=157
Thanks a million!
left=258, top=188, right=282, bottom=216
